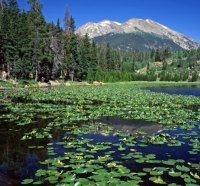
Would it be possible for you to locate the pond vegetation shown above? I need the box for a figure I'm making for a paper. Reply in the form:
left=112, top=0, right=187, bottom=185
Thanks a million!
left=0, top=84, right=200, bottom=185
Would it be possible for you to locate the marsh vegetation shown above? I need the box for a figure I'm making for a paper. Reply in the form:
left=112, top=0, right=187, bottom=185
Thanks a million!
left=0, top=83, right=200, bottom=185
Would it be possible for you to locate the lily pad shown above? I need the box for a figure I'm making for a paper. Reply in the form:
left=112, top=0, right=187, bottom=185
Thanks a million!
left=149, top=176, right=166, bottom=184
left=21, top=179, right=34, bottom=185
left=176, top=165, right=190, bottom=172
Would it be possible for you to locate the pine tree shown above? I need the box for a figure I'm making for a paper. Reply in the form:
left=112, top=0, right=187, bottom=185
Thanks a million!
left=14, top=11, right=32, bottom=79
left=146, top=61, right=150, bottom=72
left=97, top=46, right=106, bottom=70
left=95, top=66, right=103, bottom=82
left=5, top=0, right=19, bottom=12
left=150, top=49, right=155, bottom=62
left=77, top=34, right=91, bottom=80
left=0, top=2, right=5, bottom=79
left=89, top=41, right=98, bottom=71
left=190, top=71, right=198, bottom=82
left=86, top=68, right=95, bottom=83
left=49, top=21, right=64, bottom=80
left=0, top=0, right=20, bottom=78
left=64, top=3, right=70, bottom=33
left=155, top=49, right=161, bottom=61
left=64, top=31, right=78, bottom=81
left=105, top=43, right=114, bottom=70
left=113, top=50, right=121, bottom=70
left=0, top=34, right=6, bottom=80
left=63, top=3, right=78, bottom=81
left=161, top=47, right=170, bottom=71
left=27, top=0, right=46, bottom=81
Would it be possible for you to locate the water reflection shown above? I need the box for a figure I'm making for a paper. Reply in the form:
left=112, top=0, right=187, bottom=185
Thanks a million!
left=0, top=123, right=48, bottom=186
left=95, top=116, right=164, bottom=135
left=0, top=117, right=199, bottom=185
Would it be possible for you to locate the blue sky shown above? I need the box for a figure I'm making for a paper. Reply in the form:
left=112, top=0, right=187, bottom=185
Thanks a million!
left=18, top=0, right=200, bottom=42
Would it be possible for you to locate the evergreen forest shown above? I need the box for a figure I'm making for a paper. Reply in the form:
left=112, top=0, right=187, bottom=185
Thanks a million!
left=1, top=0, right=200, bottom=83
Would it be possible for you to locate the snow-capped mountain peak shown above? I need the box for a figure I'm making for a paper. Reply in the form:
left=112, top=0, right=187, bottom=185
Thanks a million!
left=76, top=18, right=200, bottom=50
left=76, top=20, right=123, bottom=38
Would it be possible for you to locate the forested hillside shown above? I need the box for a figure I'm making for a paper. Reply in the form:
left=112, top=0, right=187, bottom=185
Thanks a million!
left=93, top=32, right=183, bottom=52
left=0, top=0, right=200, bottom=83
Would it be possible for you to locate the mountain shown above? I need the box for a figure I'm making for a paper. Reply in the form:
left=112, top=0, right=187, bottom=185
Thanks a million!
left=94, top=32, right=183, bottom=52
left=76, top=18, right=200, bottom=51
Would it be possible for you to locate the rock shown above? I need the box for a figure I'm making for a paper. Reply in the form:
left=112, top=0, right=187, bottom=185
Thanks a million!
left=8, top=79, right=18, bottom=84
left=38, top=82, right=50, bottom=87
left=77, top=82, right=90, bottom=86
left=100, top=82, right=105, bottom=85
left=24, top=85, right=30, bottom=89
left=93, top=81, right=103, bottom=86
left=49, top=80, right=61, bottom=86
left=65, top=82, right=71, bottom=87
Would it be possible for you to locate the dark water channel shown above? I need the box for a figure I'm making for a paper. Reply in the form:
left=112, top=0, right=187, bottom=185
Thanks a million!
left=95, top=116, right=164, bottom=135
left=0, top=115, right=200, bottom=185
left=93, top=116, right=199, bottom=162
left=146, top=85, right=200, bottom=97
left=0, top=86, right=200, bottom=185
left=0, top=122, right=48, bottom=186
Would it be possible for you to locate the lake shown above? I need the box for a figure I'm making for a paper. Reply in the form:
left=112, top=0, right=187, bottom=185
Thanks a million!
left=0, top=85, right=200, bottom=185
left=146, top=85, right=200, bottom=97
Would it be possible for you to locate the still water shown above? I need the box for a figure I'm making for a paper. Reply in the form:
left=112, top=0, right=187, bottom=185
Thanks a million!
left=0, top=116, right=200, bottom=185
left=0, top=86, right=200, bottom=185
left=146, top=85, right=200, bottom=97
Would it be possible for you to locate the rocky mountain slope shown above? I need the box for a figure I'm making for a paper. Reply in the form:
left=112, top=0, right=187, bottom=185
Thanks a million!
left=94, top=32, right=183, bottom=52
left=77, top=18, right=200, bottom=51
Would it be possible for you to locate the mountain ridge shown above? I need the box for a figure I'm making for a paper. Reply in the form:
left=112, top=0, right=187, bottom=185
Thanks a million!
left=93, top=32, right=183, bottom=52
left=76, top=18, right=200, bottom=50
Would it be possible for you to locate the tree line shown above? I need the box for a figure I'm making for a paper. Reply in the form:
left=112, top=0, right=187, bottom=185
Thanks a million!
left=0, top=0, right=200, bottom=82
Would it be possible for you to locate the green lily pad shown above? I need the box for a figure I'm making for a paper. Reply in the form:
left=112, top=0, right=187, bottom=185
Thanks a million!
left=176, top=165, right=190, bottom=172
left=21, top=179, right=34, bottom=185
left=76, top=178, right=94, bottom=185
left=150, top=170, right=164, bottom=176
left=190, top=172, right=200, bottom=180
left=149, top=176, right=166, bottom=184
left=162, top=159, right=176, bottom=166
left=169, top=170, right=182, bottom=177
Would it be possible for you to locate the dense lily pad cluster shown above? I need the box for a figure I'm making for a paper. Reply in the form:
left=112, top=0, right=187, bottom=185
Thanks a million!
left=0, top=84, right=200, bottom=185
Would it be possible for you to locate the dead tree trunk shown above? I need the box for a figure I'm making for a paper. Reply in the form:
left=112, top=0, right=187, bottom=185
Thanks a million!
left=2, top=63, right=6, bottom=81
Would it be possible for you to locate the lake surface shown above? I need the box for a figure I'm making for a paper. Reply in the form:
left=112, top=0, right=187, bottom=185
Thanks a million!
left=146, top=85, right=200, bottom=97
left=95, top=116, right=164, bottom=135
left=0, top=85, right=200, bottom=185
left=0, top=116, right=200, bottom=185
